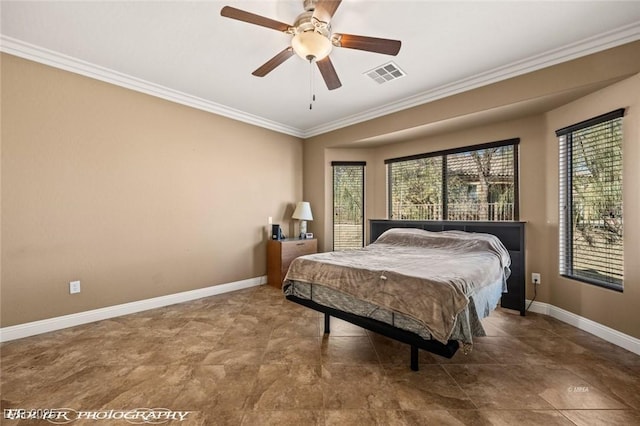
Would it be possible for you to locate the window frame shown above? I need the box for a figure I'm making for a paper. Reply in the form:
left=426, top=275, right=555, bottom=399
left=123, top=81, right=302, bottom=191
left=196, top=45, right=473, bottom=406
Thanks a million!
left=556, top=108, right=625, bottom=292
left=332, top=161, right=366, bottom=250
left=385, top=138, right=520, bottom=221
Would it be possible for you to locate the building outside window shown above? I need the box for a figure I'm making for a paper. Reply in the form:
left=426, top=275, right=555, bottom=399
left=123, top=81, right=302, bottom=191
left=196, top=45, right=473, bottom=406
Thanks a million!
left=387, top=139, right=519, bottom=221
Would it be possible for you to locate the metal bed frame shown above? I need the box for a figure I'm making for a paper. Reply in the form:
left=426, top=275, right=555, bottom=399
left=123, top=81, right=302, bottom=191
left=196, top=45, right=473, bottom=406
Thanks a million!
left=284, top=219, right=525, bottom=370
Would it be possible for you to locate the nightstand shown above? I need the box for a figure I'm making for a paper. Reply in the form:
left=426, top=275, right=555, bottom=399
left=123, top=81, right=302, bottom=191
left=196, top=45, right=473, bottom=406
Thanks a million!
left=267, top=238, right=317, bottom=288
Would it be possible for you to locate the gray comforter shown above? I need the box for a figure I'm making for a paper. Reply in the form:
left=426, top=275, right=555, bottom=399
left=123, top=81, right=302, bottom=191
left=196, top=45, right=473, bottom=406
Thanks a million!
left=284, top=228, right=511, bottom=343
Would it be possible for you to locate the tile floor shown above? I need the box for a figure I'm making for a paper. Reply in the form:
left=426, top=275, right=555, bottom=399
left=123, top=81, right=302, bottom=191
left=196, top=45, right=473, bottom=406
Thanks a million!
left=1, top=285, right=639, bottom=425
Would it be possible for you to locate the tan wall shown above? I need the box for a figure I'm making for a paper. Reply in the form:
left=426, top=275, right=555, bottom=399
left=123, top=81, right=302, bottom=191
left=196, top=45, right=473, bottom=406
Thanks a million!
left=305, top=41, right=640, bottom=248
left=369, top=116, right=550, bottom=303
left=1, top=54, right=303, bottom=327
left=544, top=74, right=640, bottom=338
left=322, top=148, right=378, bottom=247
left=305, top=41, right=640, bottom=149
left=303, top=42, right=640, bottom=339
left=3, top=39, right=640, bottom=341
left=311, top=115, right=550, bottom=298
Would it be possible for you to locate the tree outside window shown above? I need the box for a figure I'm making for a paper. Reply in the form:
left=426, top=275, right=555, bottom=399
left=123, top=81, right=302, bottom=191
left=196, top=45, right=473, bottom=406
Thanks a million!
left=387, top=140, right=518, bottom=222
left=558, top=110, right=624, bottom=290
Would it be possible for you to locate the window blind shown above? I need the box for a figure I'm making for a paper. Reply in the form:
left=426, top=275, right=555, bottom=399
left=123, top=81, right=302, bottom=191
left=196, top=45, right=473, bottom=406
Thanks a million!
left=332, top=162, right=365, bottom=250
left=388, top=157, right=442, bottom=220
left=557, top=109, right=624, bottom=291
left=387, top=139, right=519, bottom=221
left=446, top=145, right=516, bottom=221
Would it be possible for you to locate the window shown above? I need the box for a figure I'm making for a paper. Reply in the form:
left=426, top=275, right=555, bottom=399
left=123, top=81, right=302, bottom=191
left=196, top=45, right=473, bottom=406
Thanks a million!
left=387, top=139, right=519, bottom=221
left=333, top=162, right=365, bottom=250
left=557, top=109, right=624, bottom=291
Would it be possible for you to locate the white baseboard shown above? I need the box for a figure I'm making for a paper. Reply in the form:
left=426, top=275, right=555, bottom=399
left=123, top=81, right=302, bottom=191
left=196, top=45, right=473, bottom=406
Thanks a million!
left=0, top=276, right=267, bottom=343
left=2, top=284, right=637, bottom=357
left=526, top=300, right=640, bottom=356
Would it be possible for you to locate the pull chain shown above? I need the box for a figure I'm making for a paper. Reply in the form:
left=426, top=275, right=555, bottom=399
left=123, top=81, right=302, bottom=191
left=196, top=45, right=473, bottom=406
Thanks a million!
left=309, top=58, right=316, bottom=110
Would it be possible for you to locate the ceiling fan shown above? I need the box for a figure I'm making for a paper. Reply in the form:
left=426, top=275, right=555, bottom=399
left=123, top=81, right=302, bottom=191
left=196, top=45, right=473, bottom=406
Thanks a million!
left=220, top=0, right=402, bottom=90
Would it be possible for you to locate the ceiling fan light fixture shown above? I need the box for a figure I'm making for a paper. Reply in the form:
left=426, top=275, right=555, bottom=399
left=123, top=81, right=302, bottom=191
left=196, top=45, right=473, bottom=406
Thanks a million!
left=292, top=31, right=332, bottom=61
left=220, top=1, right=402, bottom=91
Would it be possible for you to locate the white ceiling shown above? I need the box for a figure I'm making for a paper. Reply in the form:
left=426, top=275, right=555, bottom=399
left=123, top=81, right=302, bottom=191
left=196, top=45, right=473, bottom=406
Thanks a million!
left=2, top=1, right=640, bottom=138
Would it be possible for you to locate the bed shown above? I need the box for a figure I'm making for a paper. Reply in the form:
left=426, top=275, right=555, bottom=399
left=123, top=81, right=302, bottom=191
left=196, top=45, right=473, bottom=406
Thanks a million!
left=283, top=220, right=525, bottom=370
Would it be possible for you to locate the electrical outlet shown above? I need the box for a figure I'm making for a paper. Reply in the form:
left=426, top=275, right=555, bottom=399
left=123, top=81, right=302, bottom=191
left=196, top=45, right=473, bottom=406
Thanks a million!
left=69, top=280, right=81, bottom=294
left=532, top=273, right=541, bottom=285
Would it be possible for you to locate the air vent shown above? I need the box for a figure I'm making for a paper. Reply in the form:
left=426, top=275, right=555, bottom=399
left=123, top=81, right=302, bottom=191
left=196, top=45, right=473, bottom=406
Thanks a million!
left=365, top=62, right=406, bottom=84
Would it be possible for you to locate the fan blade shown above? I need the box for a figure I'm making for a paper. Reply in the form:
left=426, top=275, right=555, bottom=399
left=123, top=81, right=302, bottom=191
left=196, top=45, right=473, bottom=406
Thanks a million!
left=221, top=6, right=291, bottom=32
left=252, top=47, right=295, bottom=77
left=316, top=57, right=342, bottom=90
left=333, top=33, right=401, bottom=56
left=312, top=0, right=342, bottom=23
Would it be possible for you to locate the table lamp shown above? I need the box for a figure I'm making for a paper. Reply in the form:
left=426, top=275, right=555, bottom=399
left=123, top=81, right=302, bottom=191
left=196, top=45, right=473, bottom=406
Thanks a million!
left=292, top=201, right=313, bottom=238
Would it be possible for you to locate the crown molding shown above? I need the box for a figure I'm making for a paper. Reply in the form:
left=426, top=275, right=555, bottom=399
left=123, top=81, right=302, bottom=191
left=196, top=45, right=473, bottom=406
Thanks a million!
left=0, top=36, right=306, bottom=138
left=2, top=20, right=639, bottom=140
left=302, top=21, right=640, bottom=138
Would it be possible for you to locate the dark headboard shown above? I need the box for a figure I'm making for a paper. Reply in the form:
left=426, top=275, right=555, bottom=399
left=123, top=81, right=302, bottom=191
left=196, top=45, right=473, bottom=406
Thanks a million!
left=369, top=220, right=526, bottom=315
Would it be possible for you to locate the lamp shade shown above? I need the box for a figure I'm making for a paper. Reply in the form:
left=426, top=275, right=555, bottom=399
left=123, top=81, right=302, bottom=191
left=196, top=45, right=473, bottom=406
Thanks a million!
left=291, top=31, right=332, bottom=61
left=292, top=201, right=313, bottom=221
